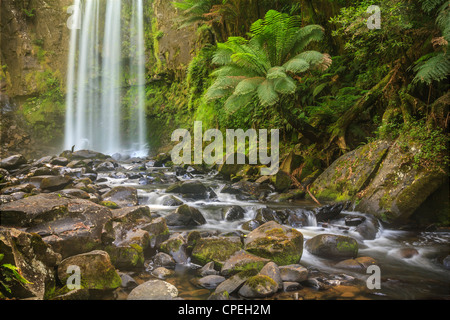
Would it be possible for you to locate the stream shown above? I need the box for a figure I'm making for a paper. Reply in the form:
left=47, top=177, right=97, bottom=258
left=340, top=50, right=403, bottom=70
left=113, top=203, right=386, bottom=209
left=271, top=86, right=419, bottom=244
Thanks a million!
left=98, top=165, right=450, bottom=300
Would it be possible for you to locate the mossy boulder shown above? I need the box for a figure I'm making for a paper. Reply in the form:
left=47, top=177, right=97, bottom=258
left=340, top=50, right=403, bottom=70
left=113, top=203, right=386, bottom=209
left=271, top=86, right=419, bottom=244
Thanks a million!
left=57, top=250, right=121, bottom=291
left=192, top=236, right=242, bottom=268
left=243, top=221, right=304, bottom=266
left=270, top=170, right=292, bottom=192
left=159, top=234, right=188, bottom=264
left=309, top=140, right=391, bottom=202
left=355, top=136, right=448, bottom=224
left=238, top=275, right=278, bottom=298
left=305, top=234, right=358, bottom=260
left=220, top=250, right=270, bottom=276
left=102, top=186, right=138, bottom=208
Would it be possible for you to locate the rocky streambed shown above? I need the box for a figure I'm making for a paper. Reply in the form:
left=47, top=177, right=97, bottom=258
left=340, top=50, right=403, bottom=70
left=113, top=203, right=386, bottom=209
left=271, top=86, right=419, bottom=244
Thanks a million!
left=0, top=150, right=449, bottom=300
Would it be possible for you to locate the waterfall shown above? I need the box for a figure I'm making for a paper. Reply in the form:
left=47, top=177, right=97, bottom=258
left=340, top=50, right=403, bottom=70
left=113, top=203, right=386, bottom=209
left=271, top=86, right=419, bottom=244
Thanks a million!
left=64, top=0, right=148, bottom=156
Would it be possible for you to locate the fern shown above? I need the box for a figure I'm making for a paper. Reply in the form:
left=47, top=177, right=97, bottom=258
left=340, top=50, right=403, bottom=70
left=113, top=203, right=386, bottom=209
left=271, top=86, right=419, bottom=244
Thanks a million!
left=413, top=52, right=450, bottom=85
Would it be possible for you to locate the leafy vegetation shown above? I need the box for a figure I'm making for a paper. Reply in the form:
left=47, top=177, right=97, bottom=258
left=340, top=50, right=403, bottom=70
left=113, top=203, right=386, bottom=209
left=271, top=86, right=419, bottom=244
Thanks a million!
left=0, top=254, right=32, bottom=298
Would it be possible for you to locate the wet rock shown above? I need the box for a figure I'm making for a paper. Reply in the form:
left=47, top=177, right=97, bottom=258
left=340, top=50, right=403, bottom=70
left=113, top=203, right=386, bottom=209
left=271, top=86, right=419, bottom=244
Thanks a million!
left=305, top=234, right=358, bottom=260
left=1, top=183, right=35, bottom=195
left=334, top=256, right=377, bottom=271
left=244, top=221, right=304, bottom=266
left=221, top=180, right=273, bottom=201
left=286, top=209, right=315, bottom=227
left=152, top=252, right=176, bottom=269
left=255, top=207, right=284, bottom=224
left=223, top=205, right=245, bottom=221
left=199, top=261, right=219, bottom=276
left=0, top=154, right=27, bottom=170
left=238, top=275, right=278, bottom=298
left=102, top=186, right=138, bottom=208
left=95, top=161, right=116, bottom=172
left=166, top=180, right=208, bottom=199
left=221, top=250, right=270, bottom=276
left=218, top=154, right=246, bottom=180
left=68, top=150, right=108, bottom=161
left=442, top=255, right=450, bottom=269
left=279, top=264, right=308, bottom=283
left=161, top=195, right=184, bottom=207
left=192, top=236, right=242, bottom=268
left=56, top=189, right=90, bottom=199
left=195, top=275, right=226, bottom=289
left=0, top=227, right=61, bottom=299
left=159, top=234, right=188, bottom=264
left=314, top=202, right=349, bottom=222
left=40, top=175, right=73, bottom=192
left=214, top=270, right=257, bottom=295
left=152, top=267, right=174, bottom=279
left=119, top=272, right=138, bottom=289
left=397, top=248, right=419, bottom=259
left=241, top=219, right=262, bottom=231
left=140, top=217, right=170, bottom=249
left=165, top=204, right=206, bottom=227
left=50, top=157, right=69, bottom=166
left=344, top=215, right=366, bottom=226
left=283, top=282, right=302, bottom=292
left=57, top=250, right=121, bottom=291
left=127, top=279, right=178, bottom=300
left=355, top=215, right=381, bottom=240
left=259, top=262, right=282, bottom=291
left=270, top=170, right=292, bottom=192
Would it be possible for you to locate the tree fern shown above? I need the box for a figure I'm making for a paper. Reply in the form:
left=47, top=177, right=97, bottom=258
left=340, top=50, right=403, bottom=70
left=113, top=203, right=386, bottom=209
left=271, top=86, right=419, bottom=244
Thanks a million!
left=413, top=52, right=450, bottom=85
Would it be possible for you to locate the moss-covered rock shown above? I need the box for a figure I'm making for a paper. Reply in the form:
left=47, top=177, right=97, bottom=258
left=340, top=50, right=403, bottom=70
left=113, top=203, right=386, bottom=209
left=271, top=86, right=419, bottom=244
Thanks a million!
left=309, top=140, right=391, bottom=202
left=238, top=274, right=278, bottom=298
left=305, top=234, right=358, bottom=260
left=159, top=233, right=188, bottom=264
left=192, top=236, right=242, bottom=268
left=220, top=250, right=270, bottom=276
left=244, top=221, right=303, bottom=266
left=57, top=250, right=121, bottom=291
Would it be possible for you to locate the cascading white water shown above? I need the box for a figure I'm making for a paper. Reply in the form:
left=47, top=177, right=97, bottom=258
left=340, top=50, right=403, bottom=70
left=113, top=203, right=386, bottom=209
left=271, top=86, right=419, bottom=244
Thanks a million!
left=64, top=0, right=148, bottom=156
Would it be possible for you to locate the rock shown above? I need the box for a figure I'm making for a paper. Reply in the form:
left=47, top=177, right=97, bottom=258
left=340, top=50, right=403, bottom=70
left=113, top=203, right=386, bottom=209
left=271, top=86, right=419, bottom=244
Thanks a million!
left=165, top=204, right=206, bottom=227
left=56, top=189, right=90, bottom=199
left=68, top=150, right=108, bottom=160
left=344, top=215, right=366, bottom=226
left=220, top=250, right=270, bottom=276
left=355, top=136, right=448, bottom=224
left=270, top=170, right=292, bottom=192
left=334, top=257, right=377, bottom=271
left=192, top=236, right=242, bottom=268
left=244, top=221, right=304, bottom=266
left=152, top=252, right=176, bottom=269
left=50, top=157, right=69, bottom=166
left=166, top=180, right=208, bottom=199
left=95, top=161, right=116, bottom=172
left=214, top=270, right=258, bottom=295
left=314, top=202, right=349, bottom=222
left=152, top=267, right=174, bottom=279
left=102, top=186, right=138, bottom=208
left=355, top=215, right=381, bottom=240
left=255, top=207, right=284, bottom=224
left=283, top=282, right=302, bottom=292
left=0, top=227, right=61, bottom=299
left=1, top=183, right=35, bottom=195
left=0, top=194, right=113, bottom=258
left=397, top=248, right=419, bottom=259
left=119, top=272, right=138, bottom=289
left=207, top=291, right=230, bottom=300
left=198, top=261, right=219, bottom=276
left=309, top=140, right=391, bottom=202
left=51, top=288, right=90, bottom=300
left=279, top=264, right=308, bottom=282
left=159, top=234, right=188, bottom=264
left=195, top=275, right=226, bottom=289
left=241, top=219, right=263, bottom=231
left=161, top=195, right=184, bottom=206
left=305, top=234, right=358, bottom=260
left=238, top=275, right=278, bottom=298
left=223, top=205, right=245, bottom=221
left=442, top=255, right=450, bottom=269
left=280, top=151, right=302, bottom=175
left=0, top=154, right=27, bottom=170
left=286, top=209, right=315, bottom=227
left=221, top=180, right=272, bottom=201
left=40, top=175, right=73, bottom=191
left=140, top=217, right=170, bottom=249
left=218, top=154, right=246, bottom=180
left=127, top=280, right=178, bottom=300
left=57, top=250, right=121, bottom=291
left=259, top=262, right=282, bottom=291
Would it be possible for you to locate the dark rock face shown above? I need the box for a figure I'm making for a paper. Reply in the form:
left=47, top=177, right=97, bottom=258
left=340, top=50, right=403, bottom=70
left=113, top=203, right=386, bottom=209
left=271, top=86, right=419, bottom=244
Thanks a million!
left=0, top=154, right=27, bottom=170
left=165, top=204, right=206, bottom=227
left=224, top=205, right=245, bottom=221
left=102, top=186, right=139, bottom=208
left=166, top=180, right=208, bottom=199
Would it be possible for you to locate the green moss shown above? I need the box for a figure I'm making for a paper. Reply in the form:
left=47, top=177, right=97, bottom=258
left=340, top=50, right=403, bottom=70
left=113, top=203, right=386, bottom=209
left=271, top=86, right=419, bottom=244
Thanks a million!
left=160, top=238, right=184, bottom=254
left=100, top=201, right=119, bottom=209
left=192, top=238, right=242, bottom=267
left=246, top=275, right=277, bottom=291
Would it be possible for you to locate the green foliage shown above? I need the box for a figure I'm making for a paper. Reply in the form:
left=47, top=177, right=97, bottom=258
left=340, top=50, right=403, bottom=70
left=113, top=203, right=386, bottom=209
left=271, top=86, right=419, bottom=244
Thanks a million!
left=205, top=10, right=331, bottom=115
left=0, top=254, right=32, bottom=297
left=412, top=0, right=450, bottom=85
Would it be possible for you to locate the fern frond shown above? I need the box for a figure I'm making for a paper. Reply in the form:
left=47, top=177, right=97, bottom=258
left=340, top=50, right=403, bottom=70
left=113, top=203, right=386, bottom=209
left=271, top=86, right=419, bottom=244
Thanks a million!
left=257, top=79, right=279, bottom=106
left=413, top=52, right=450, bottom=85
left=233, top=77, right=265, bottom=95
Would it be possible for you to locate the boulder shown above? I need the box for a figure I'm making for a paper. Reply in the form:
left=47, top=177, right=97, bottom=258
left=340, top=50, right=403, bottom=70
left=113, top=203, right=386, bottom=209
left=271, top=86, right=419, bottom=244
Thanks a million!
left=152, top=267, right=174, bottom=279
left=165, top=204, right=206, bottom=227
left=305, top=234, right=358, bottom=260
left=152, top=252, right=176, bottom=269
left=244, top=221, right=304, bottom=266
left=270, top=170, right=292, bottom=192
left=220, top=250, right=270, bottom=276
left=238, top=275, right=278, bottom=298
left=213, top=270, right=258, bottom=295
left=0, top=154, right=27, bottom=170
left=314, top=202, right=349, bottom=222
left=279, top=264, right=308, bottom=282
left=259, top=262, right=282, bottom=291
left=195, top=275, right=226, bottom=290
left=57, top=250, right=121, bottom=291
left=159, top=234, right=188, bottom=264
left=166, top=180, right=208, bottom=199
left=140, top=217, right=170, bottom=249
left=255, top=207, right=284, bottom=225
left=334, top=256, right=377, bottom=272
left=127, top=280, right=178, bottom=300
left=102, top=186, right=138, bottom=208
left=223, top=205, right=245, bottom=221
left=192, top=236, right=242, bottom=267
left=309, top=140, right=391, bottom=202
left=218, top=154, right=246, bottom=180
left=40, top=175, right=73, bottom=191
left=221, top=180, right=273, bottom=201
left=0, top=227, right=61, bottom=299
left=355, top=136, right=448, bottom=224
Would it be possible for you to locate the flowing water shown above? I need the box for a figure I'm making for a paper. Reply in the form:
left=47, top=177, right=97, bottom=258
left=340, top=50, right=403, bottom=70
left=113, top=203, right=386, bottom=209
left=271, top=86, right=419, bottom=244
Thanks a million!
left=99, top=167, right=450, bottom=300
left=64, top=0, right=147, bottom=156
